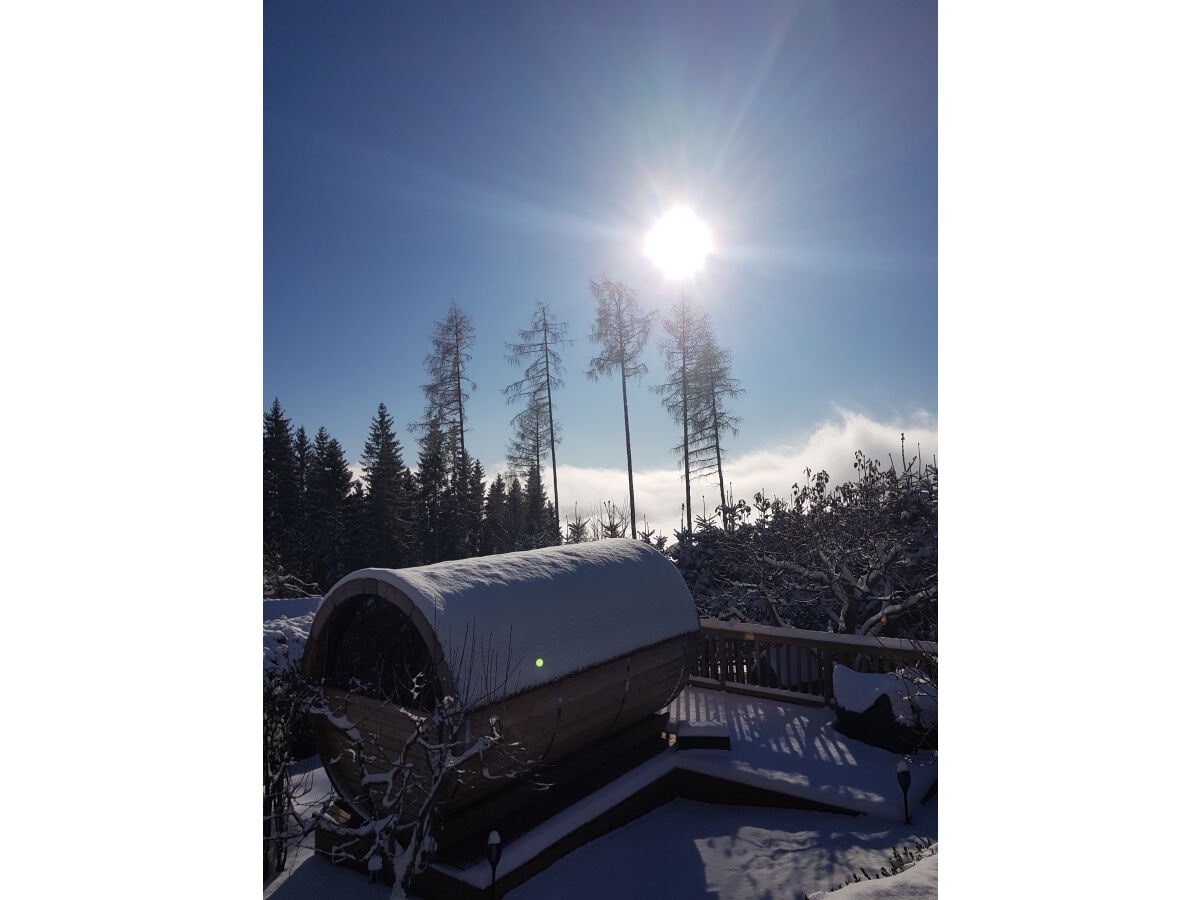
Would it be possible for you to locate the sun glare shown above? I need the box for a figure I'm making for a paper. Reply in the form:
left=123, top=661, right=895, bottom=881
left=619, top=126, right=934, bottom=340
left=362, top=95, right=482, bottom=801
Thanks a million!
left=644, top=207, right=714, bottom=280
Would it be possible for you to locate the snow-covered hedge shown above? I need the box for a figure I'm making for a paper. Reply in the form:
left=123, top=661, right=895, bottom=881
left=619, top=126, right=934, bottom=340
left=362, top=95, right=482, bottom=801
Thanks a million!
left=263, top=595, right=322, bottom=622
left=264, top=607, right=318, bottom=773
left=263, top=612, right=315, bottom=680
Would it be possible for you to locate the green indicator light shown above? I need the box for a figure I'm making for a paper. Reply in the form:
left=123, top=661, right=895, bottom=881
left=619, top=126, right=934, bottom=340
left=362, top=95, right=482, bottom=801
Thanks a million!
left=536, top=658, right=544, bottom=668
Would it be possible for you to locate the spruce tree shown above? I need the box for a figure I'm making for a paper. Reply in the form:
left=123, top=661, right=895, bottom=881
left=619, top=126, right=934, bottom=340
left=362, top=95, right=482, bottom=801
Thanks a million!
left=483, top=473, right=510, bottom=555
left=263, top=397, right=300, bottom=583
left=344, top=478, right=370, bottom=572
left=447, top=438, right=475, bottom=558
left=505, top=476, right=527, bottom=550
left=292, top=425, right=316, bottom=583
left=416, top=418, right=452, bottom=563
left=467, top=459, right=486, bottom=557
left=525, top=463, right=553, bottom=547
left=308, top=427, right=354, bottom=589
left=360, top=403, right=413, bottom=568
left=600, top=499, right=629, bottom=538
left=565, top=503, right=590, bottom=544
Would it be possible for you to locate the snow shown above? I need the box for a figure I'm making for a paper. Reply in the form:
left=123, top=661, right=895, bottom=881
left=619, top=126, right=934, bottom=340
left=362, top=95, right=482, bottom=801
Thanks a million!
left=494, top=687, right=936, bottom=898
left=264, top=612, right=314, bottom=676
left=436, top=750, right=679, bottom=889
left=265, top=758, right=373, bottom=900
left=511, top=800, right=936, bottom=900
left=808, top=853, right=937, bottom=899
left=264, top=685, right=935, bottom=898
left=675, top=721, right=730, bottom=738
left=832, top=665, right=937, bottom=727
left=667, top=688, right=937, bottom=819
left=325, top=540, right=699, bottom=704
left=264, top=596, right=323, bottom=621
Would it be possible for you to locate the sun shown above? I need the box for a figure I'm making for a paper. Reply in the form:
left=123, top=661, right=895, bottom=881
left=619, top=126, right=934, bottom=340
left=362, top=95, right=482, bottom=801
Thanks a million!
left=644, top=206, right=714, bottom=280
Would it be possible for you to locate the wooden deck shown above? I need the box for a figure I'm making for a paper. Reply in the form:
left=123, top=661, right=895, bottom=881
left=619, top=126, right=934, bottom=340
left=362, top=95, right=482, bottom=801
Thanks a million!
left=305, top=619, right=938, bottom=897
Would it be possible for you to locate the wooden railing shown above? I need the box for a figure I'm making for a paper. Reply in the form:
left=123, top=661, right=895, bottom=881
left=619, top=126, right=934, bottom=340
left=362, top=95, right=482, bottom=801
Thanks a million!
left=690, top=618, right=937, bottom=707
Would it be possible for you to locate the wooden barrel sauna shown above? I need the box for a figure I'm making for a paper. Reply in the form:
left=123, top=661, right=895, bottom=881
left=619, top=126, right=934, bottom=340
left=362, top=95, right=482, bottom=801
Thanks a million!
left=301, top=539, right=700, bottom=823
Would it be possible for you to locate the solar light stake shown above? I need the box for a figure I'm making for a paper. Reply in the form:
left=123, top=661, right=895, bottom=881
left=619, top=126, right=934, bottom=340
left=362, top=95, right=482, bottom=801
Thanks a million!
left=487, top=830, right=502, bottom=899
left=897, top=759, right=912, bottom=825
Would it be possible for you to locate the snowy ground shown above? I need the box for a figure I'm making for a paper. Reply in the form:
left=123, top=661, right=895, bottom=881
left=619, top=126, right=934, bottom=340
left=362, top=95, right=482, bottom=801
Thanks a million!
left=511, top=799, right=935, bottom=900
left=265, top=686, right=936, bottom=899
left=665, top=688, right=937, bottom=821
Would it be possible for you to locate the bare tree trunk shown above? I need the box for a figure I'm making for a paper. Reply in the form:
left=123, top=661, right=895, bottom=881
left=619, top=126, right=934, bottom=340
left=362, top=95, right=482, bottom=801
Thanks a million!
left=453, top=330, right=467, bottom=460
left=543, top=326, right=560, bottom=535
left=680, top=309, right=692, bottom=534
left=711, top=388, right=727, bottom=529
left=620, top=358, right=637, bottom=541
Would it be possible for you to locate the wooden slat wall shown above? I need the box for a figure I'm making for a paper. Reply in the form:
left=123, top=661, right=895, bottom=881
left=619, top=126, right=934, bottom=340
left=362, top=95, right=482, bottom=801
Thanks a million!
left=309, top=631, right=698, bottom=821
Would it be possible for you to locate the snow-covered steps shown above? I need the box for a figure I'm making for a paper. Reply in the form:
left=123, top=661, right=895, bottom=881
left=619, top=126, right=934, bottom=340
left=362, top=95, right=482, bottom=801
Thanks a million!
left=673, top=720, right=731, bottom=750
left=421, top=758, right=861, bottom=899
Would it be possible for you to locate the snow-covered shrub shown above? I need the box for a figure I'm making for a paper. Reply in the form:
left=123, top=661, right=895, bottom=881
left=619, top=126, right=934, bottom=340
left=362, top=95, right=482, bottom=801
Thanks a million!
left=264, top=611, right=318, bottom=879
left=670, top=437, right=937, bottom=641
left=263, top=611, right=317, bottom=759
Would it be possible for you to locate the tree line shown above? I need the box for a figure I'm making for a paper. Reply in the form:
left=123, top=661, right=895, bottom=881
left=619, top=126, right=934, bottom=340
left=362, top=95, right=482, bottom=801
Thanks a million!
left=264, top=281, right=743, bottom=595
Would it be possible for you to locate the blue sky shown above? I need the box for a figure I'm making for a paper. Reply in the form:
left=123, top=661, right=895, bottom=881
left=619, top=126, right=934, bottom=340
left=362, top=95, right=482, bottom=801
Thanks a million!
left=264, top=0, right=937, bottom=534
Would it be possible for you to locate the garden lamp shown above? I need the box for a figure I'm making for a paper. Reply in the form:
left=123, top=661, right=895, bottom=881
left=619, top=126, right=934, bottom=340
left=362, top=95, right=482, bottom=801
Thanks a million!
left=487, top=830, right=502, bottom=899
left=897, top=759, right=912, bottom=825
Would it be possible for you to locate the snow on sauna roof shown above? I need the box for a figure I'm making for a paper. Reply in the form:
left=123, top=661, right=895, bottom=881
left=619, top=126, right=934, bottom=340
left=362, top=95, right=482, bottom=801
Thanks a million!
left=324, top=539, right=699, bottom=703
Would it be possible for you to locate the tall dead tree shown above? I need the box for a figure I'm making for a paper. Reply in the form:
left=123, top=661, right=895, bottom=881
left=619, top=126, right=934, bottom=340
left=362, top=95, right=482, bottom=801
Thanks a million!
left=586, top=277, right=654, bottom=541
left=416, top=301, right=476, bottom=461
left=653, top=294, right=705, bottom=534
left=415, top=301, right=477, bottom=557
left=687, top=319, right=743, bottom=529
left=504, top=301, right=569, bottom=532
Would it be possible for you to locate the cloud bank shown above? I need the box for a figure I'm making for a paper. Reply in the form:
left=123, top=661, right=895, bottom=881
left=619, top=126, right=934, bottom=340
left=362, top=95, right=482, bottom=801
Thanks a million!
left=551, top=408, right=937, bottom=539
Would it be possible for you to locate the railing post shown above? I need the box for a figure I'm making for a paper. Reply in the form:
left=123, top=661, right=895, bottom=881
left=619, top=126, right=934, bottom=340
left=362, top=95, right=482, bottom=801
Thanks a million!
left=822, top=649, right=834, bottom=706
left=694, top=619, right=934, bottom=708
left=748, top=633, right=757, bottom=686
left=718, top=635, right=727, bottom=689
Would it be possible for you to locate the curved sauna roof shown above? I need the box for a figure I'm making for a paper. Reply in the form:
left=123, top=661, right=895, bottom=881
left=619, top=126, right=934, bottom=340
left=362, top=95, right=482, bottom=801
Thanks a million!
left=305, top=539, right=699, bottom=707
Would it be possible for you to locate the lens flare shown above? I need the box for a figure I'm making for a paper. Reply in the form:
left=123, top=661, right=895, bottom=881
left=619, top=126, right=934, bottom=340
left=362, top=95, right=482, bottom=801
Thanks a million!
left=644, top=207, right=714, bottom=280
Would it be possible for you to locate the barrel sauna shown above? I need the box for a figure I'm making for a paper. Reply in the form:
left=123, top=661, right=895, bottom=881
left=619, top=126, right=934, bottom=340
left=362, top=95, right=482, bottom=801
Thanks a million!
left=301, top=539, right=700, bottom=825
